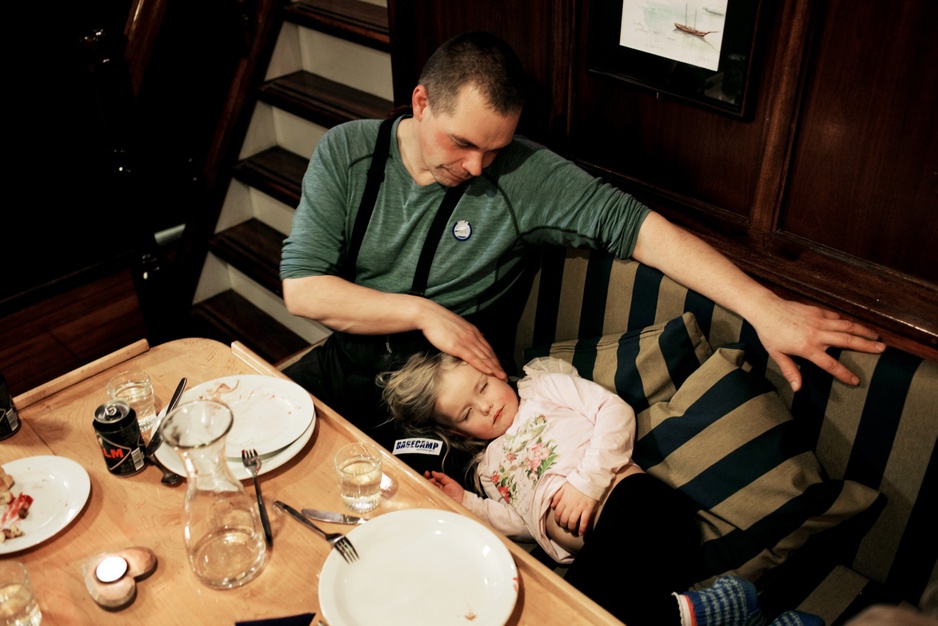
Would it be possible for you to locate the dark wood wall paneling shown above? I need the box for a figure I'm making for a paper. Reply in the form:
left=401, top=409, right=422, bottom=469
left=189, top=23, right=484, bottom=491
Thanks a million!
left=387, top=0, right=937, bottom=358
left=571, top=0, right=786, bottom=220
left=388, top=0, right=572, bottom=145
left=781, top=0, right=938, bottom=280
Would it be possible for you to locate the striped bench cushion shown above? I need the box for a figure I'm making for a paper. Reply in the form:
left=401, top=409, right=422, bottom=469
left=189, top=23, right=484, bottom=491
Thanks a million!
left=524, top=312, right=713, bottom=414
left=634, top=346, right=884, bottom=587
left=514, top=247, right=938, bottom=606
left=793, top=349, right=938, bottom=606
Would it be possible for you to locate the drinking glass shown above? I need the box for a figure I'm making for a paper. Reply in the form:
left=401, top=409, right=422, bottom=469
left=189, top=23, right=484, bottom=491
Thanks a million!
left=0, top=561, right=41, bottom=626
left=334, top=441, right=382, bottom=513
left=161, top=400, right=268, bottom=589
left=106, top=370, right=157, bottom=436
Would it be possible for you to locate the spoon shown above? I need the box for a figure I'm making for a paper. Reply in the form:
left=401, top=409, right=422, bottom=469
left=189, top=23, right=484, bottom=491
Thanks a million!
left=150, top=454, right=183, bottom=486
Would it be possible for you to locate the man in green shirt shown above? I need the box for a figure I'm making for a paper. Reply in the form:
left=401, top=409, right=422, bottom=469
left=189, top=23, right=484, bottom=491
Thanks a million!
left=280, top=31, right=884, bottom=478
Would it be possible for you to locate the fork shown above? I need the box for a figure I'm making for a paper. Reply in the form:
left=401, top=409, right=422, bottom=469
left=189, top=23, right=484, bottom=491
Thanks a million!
left=274, top=501, right=359, bottom=563
left=241, top=448, right=273, bottom=547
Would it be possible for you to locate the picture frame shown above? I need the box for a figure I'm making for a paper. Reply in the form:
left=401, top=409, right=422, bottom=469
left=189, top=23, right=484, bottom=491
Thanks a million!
left=587, top=0, right=764, bottom=119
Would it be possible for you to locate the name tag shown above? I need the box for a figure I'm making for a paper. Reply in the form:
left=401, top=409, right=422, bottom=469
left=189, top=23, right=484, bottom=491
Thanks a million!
left=393, top=437, right=443, bottom=456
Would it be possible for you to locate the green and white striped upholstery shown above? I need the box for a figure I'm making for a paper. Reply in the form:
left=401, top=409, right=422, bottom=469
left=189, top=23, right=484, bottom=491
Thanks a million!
left=513, top=247, right=938, bottom=622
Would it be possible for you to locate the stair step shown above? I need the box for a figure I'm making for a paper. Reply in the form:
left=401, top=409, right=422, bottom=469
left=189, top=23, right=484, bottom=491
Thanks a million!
left=183, top=0, right=387, bottom=373
left=259, top=70, right=393, bottom=129
left=232, top=146, right=308, bottom=207
left=190, top=290, right=309, bottom=366
left=208, top=219, right=285, bottom=296
left=285, top=0, right=389, bottom=51
left=243, top=71, right=393, bottom=206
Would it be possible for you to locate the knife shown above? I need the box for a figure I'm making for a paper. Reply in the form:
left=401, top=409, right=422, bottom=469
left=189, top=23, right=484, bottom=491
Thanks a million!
left=145, top=377, right=187, bottom=458
left=302, top=508, right=368, bottom=525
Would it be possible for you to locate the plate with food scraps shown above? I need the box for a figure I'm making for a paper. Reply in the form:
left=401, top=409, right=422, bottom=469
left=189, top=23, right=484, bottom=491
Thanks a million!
left=172, top=375, right=315, bottom=457
left=155, top=386, right=316, bottom=481
left=319, top=509, right=519, bottom=626
left=1, top=456, right=91, bottom=554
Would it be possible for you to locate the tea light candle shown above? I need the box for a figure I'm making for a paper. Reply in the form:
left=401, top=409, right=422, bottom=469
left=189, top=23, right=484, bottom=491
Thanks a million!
left=82, top=547, right=157, bottom=609
left=95, top=555, right=129, bottom=583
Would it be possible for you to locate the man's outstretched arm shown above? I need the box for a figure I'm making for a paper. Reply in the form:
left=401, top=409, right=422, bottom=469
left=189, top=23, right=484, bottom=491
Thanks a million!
left=631, top=212, right=885, bottom=391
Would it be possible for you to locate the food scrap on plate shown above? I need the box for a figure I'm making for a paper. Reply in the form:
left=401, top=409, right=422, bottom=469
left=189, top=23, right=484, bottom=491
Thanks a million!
left=0, top=465, right=33, bottom=542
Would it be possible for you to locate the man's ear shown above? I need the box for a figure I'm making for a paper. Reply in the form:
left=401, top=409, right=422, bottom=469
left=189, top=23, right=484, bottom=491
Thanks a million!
left=412, top=85, right=430, bottom=120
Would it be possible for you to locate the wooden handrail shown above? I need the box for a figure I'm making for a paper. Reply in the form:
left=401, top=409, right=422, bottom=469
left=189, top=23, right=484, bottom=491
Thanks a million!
left=12, top=339, right=150, bottom=410
left=123, top=0, right=170, bottom=96
left=230, top=340, right=287, bottom=378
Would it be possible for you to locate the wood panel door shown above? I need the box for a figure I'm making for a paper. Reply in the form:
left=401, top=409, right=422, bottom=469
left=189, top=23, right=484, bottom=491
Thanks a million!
left=779, top=0, right=937, bottom=284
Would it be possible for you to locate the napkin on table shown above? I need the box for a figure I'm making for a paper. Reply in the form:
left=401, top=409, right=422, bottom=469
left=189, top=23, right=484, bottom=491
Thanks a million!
left=235, top=613, right=315, bottom=626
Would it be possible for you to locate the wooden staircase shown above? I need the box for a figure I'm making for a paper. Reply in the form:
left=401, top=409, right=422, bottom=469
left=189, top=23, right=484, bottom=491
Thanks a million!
left=185, top=0, right=394, bottom=367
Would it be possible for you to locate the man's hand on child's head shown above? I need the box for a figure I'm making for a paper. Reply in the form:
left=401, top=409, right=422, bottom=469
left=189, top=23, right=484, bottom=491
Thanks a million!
left=417, top=302, right=507, bottom=380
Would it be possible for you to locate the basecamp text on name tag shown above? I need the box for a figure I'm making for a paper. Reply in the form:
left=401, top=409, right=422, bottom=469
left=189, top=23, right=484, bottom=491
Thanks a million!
left=393, top=438, right=443, bottom=456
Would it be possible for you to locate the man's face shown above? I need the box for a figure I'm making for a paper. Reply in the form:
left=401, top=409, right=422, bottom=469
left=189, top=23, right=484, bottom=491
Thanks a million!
left=434, top=362, right=519, bottom=441
left=414, top=84, right=520, bottom=187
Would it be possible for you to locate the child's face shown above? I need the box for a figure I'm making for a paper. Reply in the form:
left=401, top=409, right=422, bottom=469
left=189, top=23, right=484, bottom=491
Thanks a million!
left=435, top=362, right=519, bottom=440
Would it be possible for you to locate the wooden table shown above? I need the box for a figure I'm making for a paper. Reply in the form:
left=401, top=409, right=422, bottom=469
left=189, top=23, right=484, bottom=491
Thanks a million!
left=1, top=337, right=621, bottom=625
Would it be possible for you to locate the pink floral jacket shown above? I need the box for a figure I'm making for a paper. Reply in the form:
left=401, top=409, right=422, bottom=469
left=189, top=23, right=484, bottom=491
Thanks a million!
left=460, top=358, right=635, bottom=563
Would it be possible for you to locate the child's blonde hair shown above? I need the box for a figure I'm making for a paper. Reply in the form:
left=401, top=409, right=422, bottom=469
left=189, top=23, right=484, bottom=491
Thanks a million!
left=377, top=352, right=486, bottom=478
left=378, top=352, right=460, bottom=425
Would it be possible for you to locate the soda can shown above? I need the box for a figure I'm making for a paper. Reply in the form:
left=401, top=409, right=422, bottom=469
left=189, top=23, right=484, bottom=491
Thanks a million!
left=0, top=372, right=21, bottom=440
left=94, top=400, right=146, bottom=476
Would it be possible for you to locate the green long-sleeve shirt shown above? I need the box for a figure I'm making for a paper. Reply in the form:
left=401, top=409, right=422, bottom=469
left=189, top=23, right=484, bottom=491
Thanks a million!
left=281, top=117, right=650, bottom=315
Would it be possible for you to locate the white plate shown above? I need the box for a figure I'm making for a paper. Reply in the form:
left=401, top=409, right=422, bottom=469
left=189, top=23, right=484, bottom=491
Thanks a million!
left=176, top=375, right=315, bottom=457
left=0, top=456, right=91, bottom=554
left=155, top=403, right=316, bottom=481
left=319, top=509, right=519, bottom=626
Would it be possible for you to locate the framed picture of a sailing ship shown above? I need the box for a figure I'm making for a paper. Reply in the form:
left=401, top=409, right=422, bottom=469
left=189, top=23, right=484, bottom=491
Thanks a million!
left=587, top=0, right=763, bottom=118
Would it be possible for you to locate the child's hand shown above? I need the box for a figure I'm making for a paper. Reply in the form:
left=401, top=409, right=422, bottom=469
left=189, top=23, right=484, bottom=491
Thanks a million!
left=550, top=482, right=598, bottom=536
left=424, top=470, right=465, bottom=504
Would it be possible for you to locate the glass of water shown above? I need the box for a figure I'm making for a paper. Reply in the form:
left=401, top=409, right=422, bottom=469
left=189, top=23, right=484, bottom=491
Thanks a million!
left=334, top=441, right=383, bottom=513
left=0, top=561, right=42, bottom=626
left=106, top=369, right=157, bottom=437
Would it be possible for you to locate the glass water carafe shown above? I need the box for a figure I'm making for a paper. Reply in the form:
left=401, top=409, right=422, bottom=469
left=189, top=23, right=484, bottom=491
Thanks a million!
left=160, top=400, right=268, bottom=589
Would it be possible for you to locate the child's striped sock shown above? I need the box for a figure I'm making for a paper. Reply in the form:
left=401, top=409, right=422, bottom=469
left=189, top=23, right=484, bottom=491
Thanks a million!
left=769, top=610, right=825, bottom=626
left=678, top=576, right=767, bottom=626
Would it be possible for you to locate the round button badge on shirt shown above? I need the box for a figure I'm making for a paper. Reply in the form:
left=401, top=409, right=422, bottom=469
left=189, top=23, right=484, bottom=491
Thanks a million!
left=453, top=220, right=472, bottom=240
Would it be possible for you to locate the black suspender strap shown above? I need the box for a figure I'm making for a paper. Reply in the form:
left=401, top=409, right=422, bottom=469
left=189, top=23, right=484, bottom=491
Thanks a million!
left=342, top=117, right=395, bottom=281
left=341, top=115, right=469, bottom=298
left=407, top=182, right=468, bottom=297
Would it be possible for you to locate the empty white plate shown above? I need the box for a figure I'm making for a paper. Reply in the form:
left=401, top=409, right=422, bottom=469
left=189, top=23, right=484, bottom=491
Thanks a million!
left=319, top=509, right=518, bottom=626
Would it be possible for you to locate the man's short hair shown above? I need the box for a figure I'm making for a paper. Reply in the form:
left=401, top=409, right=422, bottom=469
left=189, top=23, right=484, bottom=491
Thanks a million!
left=418, top=31, right=527, bottom=116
